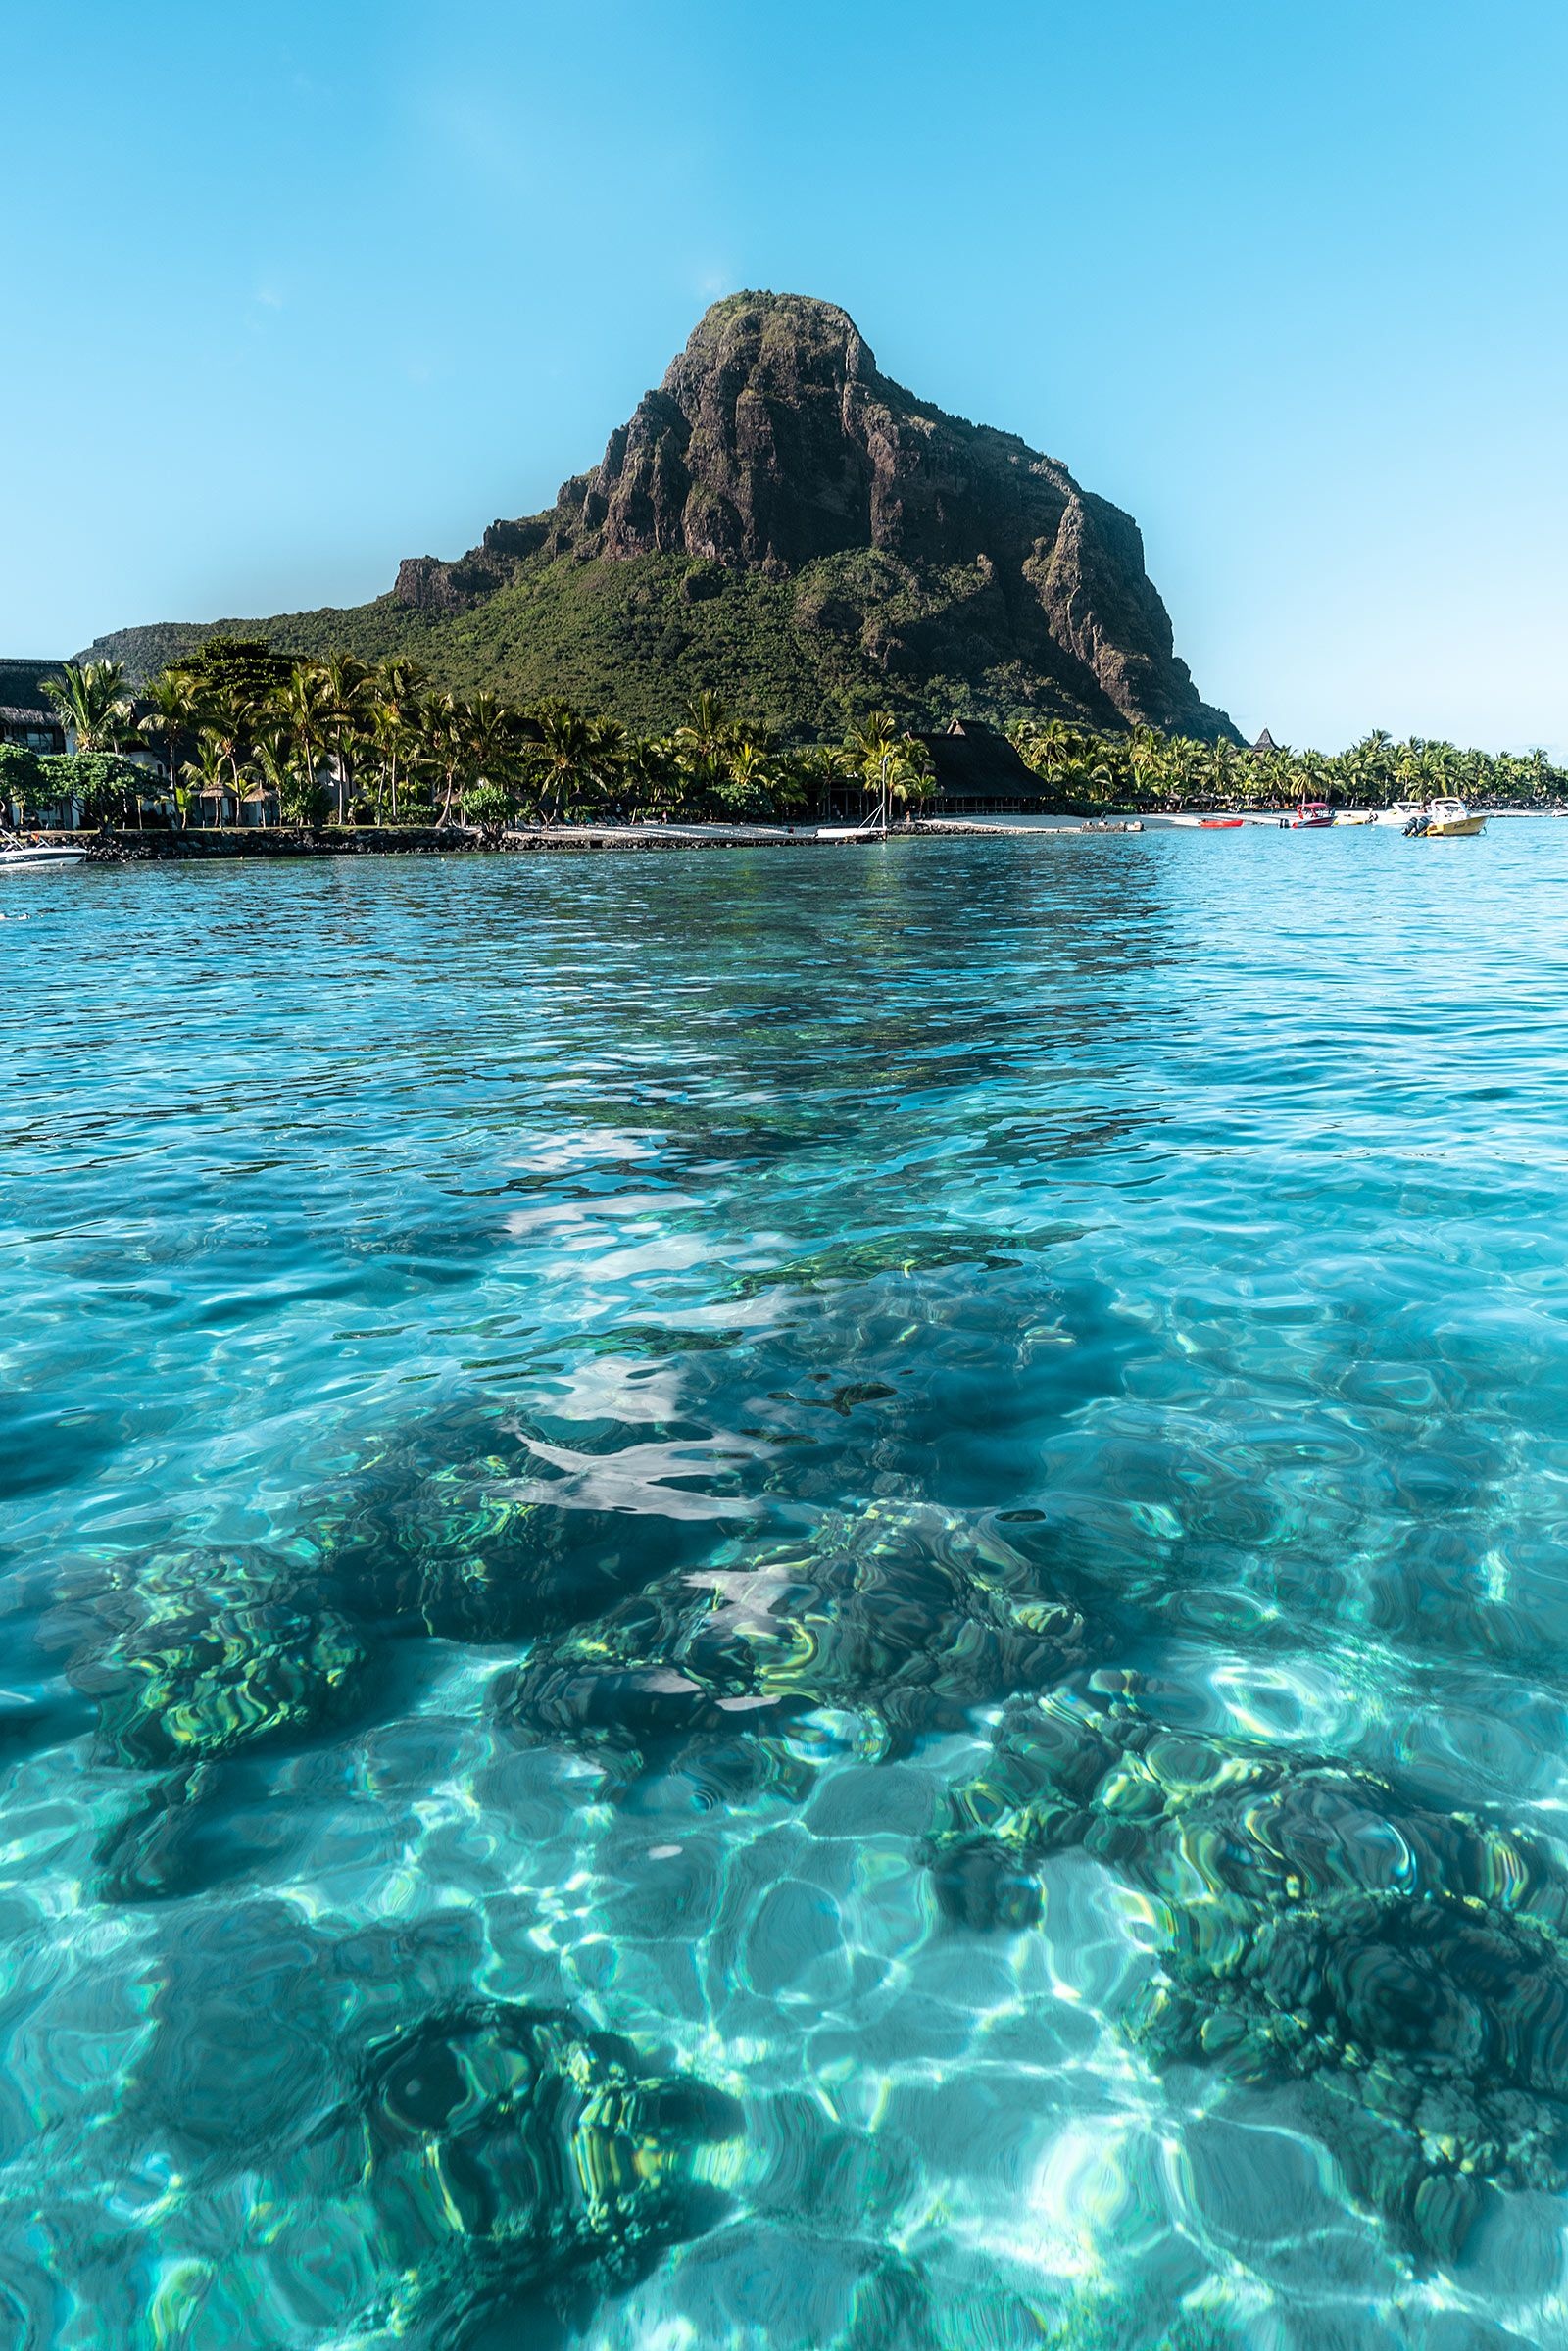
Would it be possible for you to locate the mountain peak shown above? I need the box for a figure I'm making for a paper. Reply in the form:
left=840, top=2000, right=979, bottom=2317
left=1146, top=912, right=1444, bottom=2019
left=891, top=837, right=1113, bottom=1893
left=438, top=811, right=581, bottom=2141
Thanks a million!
left=667, top=290, right=877, bottom=387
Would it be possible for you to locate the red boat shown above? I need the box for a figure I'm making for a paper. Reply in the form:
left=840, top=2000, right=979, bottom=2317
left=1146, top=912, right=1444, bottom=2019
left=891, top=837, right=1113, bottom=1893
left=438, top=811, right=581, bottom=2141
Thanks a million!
left=1289, top=801, right=1335, bottom=829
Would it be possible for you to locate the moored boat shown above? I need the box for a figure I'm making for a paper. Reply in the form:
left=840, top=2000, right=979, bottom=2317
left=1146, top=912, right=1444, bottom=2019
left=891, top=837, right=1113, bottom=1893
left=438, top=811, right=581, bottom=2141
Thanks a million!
left=1289, top=801, right=1335, bottom=829
left=0, top=842, right=89, bottom=869
left=1409, top=796, right=1487, bottom=839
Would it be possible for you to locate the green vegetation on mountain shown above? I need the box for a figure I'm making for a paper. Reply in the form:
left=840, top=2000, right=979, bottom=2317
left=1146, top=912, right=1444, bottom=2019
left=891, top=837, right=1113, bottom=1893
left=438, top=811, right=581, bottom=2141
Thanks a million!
left=79, top=545, right=1182, bottom=742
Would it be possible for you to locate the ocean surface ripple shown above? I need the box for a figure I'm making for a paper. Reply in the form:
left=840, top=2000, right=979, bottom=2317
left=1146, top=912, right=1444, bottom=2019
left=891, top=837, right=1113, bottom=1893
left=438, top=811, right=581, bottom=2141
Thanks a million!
left=4, top=828, right=1568, bottom=2349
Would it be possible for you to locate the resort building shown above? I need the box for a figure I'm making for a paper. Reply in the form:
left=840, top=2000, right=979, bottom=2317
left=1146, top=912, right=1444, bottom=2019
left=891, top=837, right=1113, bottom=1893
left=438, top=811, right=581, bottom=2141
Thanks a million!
left=0, top=660, right=67, bottom=755
left=913, top=719, right=1053, bottom=815
left=0, top=655, right=176, bottom=830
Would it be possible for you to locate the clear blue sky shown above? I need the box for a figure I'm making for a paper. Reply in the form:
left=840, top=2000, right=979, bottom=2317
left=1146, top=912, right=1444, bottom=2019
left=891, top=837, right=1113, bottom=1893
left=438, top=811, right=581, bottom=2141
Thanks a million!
left=7, top=0, right=1566, bottom=752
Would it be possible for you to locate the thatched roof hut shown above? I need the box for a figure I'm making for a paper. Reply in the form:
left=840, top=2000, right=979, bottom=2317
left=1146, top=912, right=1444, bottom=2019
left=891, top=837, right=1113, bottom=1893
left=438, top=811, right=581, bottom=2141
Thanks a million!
left=913, top=719, right=1051, bottom=811
left=0, top=660, right=65, bottom=716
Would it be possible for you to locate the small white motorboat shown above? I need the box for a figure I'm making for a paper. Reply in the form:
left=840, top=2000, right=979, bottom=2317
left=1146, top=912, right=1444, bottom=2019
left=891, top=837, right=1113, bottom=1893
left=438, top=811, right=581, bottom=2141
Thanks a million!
left=0, top=842, right=88, bottom=868
left=1373, top=802, right=1427, bottom=828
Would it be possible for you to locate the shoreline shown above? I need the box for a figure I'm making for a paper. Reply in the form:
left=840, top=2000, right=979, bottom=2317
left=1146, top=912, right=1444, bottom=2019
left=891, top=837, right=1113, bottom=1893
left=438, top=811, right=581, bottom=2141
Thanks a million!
left=15, top=807, right=1561, bottom=862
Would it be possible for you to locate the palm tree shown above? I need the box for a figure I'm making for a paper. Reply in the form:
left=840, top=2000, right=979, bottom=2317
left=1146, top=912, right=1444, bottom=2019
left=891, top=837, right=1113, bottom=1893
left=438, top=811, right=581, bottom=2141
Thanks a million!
left=619, top=736, right=679, bottom=823
left=323, top=653, right=374, bottom=822
left=181, top=732, right=232, bottom=827
left=368, top=657, right=427, bottom=820
left=1207, top=736, right=1238, bottom=805
left=584, top=716, right=629, bottom=817
left=1127, top=727, right=1164, bottom=804
left=674, top=692, right=742, bottom=808
left=137, top=672, right=201, bottom=824
left=842, top=712, right=934, bottom=827
left=270, top=664, right=337, bottom=824
left=1352, top=728, right=1395, bottom=808
left=845, top=710, right=899, bottom=824
left=848, top=710, right=898, bottom=770
left=458, top=693, right=520, bottom=824
left=879, top=739, right=935, bottom=824
left=676, top=691, right=734, bottom=759
left=722, top=739, right=779, bottom=818
left=249, top=724, right=303, bottom=826
left=1010, top=715, right=1087, bottom=785
left=524, top=705, right=599, bottom=826
left=41, top=661, right=131, bottom=754
left=1164, top=736, right=1202, bottom=808
left=196, top=682, right=253, bottom=808
left=797, top=741, right=858, bottom=821
left=420, top=692, right=467, bottom=826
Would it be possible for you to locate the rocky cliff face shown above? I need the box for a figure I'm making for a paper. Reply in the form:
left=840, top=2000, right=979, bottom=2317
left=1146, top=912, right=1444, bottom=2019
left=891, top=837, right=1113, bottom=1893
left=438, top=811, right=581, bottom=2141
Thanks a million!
left=394, top=292, right=1235, bottom=740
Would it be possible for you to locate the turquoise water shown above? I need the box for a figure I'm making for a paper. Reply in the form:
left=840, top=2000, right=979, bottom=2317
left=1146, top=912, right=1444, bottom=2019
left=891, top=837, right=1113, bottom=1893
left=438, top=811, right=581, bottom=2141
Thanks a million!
left=4, top=829, right=1568, bottom=2349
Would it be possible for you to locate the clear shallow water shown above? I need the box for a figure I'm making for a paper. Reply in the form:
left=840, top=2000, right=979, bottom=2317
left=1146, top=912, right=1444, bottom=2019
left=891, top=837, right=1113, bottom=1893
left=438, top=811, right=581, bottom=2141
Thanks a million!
left=4, top=830, right=1568, bottom=2349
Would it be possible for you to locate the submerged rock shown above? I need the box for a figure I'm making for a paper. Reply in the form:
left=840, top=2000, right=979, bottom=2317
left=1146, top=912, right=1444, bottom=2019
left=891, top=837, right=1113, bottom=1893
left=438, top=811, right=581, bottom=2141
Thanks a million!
left=1148, top=1888, right=1568, bottom=2261
left=72, top=1549, right=369, bottom=1772
left=494, top=1503, right=1092, bottom=1773
left=932, top=1694, right=1568, bottom=1925
left=931, top=1693, right=1568, bottom=2255
left=315, top=1408, right=722, bottom=1644
left=58, top=1548, right=371, bottom=1902
left=350, top=2000, right=741, bottom=2338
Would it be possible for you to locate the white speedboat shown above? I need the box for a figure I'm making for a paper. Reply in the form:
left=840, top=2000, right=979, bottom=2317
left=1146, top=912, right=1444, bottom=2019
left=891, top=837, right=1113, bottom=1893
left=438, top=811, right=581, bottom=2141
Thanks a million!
left=0, top=842, right=88, bottom=868
left=1373, top=802, right=1427, bottom=828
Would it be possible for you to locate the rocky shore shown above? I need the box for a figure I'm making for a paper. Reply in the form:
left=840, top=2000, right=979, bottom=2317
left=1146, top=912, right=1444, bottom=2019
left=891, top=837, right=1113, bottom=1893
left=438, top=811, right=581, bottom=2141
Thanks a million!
left=35, top=822, right=894, bottom=861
